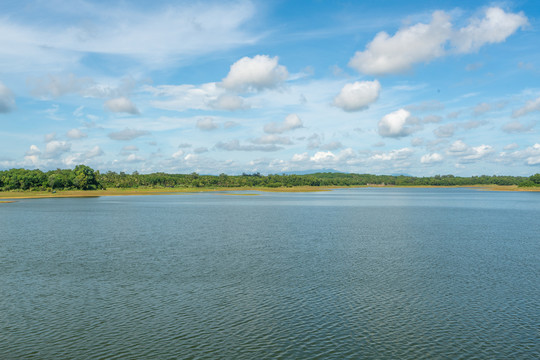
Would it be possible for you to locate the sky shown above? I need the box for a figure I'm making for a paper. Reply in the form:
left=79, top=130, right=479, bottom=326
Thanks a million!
left=1, top=0, right=539, bottom=176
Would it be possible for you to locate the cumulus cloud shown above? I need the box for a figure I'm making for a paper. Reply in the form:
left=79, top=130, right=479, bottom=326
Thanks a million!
left=310, top=151, right=337, bottom=163
left=452, top=7, right=528, bottom=53
left=264, top=114, right=303, bottom=134
left=108, top=128, right=150, bottom=141
left=215, top=139, right=282, bottom=152
left=447, top=140, right=469, bottom=154
left=42, top=140, right=71, bottom=159
left=499, top=144, right=540, bottom=165
left=104, top=97, right=140, bottom=114
left=349, top=11, right=452, bottom=75
left=221, top=55, right=288, bottom=92
left=0, top=82, right=15, bottom=113
left=66, top=128, right=87, bottom=139
left=306, top=148, right=356, bottom=165
left=196, top=117, right=219, bottom=131
left=378, top=109, right=416, bottom=138
left=421, top=153, right=443, bottom=164
left=447, top=140, right=494, bottom=163
left=332, top=80, right=380, bottom=112
left=512, top=96, right=540, bottom=118
left=349, top=7, right=526, bottom=75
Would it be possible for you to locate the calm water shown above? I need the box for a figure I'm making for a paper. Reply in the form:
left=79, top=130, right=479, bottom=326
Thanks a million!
left=1, top=188, right=539, bottom=359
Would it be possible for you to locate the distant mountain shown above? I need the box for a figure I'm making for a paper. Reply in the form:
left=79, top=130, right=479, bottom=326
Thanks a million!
left=279, top=169, right=344, bottom=175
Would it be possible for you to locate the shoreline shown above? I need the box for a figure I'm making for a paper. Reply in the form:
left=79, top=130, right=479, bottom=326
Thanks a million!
left=1, top=184, right=539, bottom=200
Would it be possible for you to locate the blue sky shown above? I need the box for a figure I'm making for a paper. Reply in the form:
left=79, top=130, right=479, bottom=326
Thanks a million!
left=1, top=0, right=539, bottom=176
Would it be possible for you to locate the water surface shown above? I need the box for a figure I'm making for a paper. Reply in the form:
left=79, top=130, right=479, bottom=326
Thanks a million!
left=1, top=188, right=539, bottom=359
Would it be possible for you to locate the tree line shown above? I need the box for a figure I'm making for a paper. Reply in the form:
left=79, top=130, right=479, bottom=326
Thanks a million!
left=1, top=165, right=539, bottom=191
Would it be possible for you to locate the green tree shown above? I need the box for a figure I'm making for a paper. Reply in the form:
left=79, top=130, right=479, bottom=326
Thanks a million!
left=73, top=165, right=99, bottom=190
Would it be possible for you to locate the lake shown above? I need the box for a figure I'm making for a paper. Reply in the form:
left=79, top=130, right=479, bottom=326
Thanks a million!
left=1, top=188, right=539, bottom=359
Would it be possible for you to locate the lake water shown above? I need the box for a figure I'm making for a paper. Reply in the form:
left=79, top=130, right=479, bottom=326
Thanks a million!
left=1, top=188, right=539, bottom=359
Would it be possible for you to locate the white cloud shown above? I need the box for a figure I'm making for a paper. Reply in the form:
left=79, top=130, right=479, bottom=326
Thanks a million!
left=0, top=1, right=257, bottom=72
left=498, top=143, right=540, bottom=165
left=42, top=140, right=71, bottom=159
left=221, top=55, right=288, bottom=92
left=452, top=7, right=528, bottom=53
left=349, top=7, right=526, bottom=76
left=215, top=139, right=282, bottom=152
left=172, top=149, right=185, bottom=159
left=29, top=74, right=137, bottom=100
left=512, top=96, right=540, bottom=118
left=525, top=144, right=540, bottom=165
left=66, top=128, right=88, bottom=139
left=378, top=109, right=415, bottom=138
left=104, top=97, right=140, bottom=114
left=0, top=82, right=15, bottom=113
left=448, top=140, right=469, bottom=154
left=349, top=11, right=452, bottom=75
left=126, top=154, right=144, bottom=163
left=196, top=117, right=219, bottom=131
left=311, top=151, right=337, bottom=163
left=264, top=114, right=303, bottom=134
left=371, top=147, right=413, bottom=161
left=108, top=128, right=150, bottom=141
left=421, top=153, right=443, bottom=164
left=462, top=145, right=494, bottom=161
left=25, top=145, right=41, bottom=156
left=84, top=146, right=103, bottom=159
left=291, top=152, right=309, bottom=162
left=147, top=82, right=224, bottom=112
left=332, top=80, right=380, bottom=112
left=447, top=140, right=494, bottom=163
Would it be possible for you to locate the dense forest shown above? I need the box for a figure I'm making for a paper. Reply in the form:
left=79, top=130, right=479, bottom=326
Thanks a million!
left=1, top=165, right=540, bottom=191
